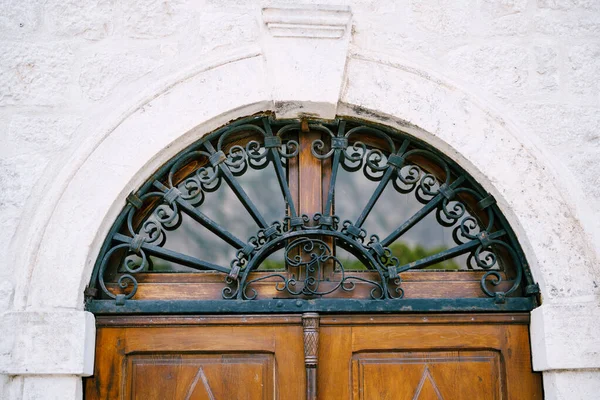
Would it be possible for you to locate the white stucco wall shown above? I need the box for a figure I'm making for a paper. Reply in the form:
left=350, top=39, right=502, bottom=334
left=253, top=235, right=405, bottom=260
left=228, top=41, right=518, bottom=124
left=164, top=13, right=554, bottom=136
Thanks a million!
left=0, top=1, right=599, bottom=399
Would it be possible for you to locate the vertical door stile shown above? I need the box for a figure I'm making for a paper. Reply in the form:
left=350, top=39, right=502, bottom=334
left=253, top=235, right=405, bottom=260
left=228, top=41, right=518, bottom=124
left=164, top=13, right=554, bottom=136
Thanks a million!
left=296, top=120, right=327, bottom=283
left=302, top=312, right=320, bottom=400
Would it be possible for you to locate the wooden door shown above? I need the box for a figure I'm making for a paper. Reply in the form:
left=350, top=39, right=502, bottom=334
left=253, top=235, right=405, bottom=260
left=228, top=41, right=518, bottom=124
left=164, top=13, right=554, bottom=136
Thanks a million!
left=85, top=313, right=542, bottom=399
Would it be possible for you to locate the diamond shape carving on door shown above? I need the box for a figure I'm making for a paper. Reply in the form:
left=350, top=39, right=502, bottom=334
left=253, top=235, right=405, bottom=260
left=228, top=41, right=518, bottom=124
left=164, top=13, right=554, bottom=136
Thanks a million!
left=412, top=366, right=443, bottom=400
left=126, top=353, right=275, bottom=400
left=351, top=351, right=503, bottom=400
left=184, top=367, right=214, bottom=400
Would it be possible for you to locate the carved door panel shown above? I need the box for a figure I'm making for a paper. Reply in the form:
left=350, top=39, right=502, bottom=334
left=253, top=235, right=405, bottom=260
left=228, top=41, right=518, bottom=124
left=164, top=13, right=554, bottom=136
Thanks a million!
left=85, top=314, right=542, bottom=400
left=318, top=314, right=543, bottom=400
left=351, top=351, right=502, bottom=400
left=126, top=353, right=274, bottom=399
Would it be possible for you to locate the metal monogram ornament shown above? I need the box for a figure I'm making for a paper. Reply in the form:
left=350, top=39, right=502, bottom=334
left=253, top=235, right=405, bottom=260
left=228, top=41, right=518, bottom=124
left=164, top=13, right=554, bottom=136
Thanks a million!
left=87, top=115, right=539, bottom=313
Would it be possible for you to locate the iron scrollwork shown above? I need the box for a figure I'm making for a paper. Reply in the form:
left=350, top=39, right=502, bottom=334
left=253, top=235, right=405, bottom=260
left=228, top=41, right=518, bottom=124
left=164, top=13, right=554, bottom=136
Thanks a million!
left=89, top=115, right=539, bottom=311
left=238, top=234, right=400, bottom=301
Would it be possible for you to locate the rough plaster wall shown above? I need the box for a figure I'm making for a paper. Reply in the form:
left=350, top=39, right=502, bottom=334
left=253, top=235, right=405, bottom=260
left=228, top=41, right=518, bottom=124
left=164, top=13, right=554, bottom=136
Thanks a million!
left=0, top=0, right=599, bottom=396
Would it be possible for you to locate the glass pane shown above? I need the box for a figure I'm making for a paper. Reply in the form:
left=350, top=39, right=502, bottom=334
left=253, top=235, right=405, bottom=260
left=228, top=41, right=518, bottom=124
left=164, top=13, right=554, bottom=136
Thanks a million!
left=255, top=248, right=285, bottom=271
left=235, top=164, right=286, bottom=225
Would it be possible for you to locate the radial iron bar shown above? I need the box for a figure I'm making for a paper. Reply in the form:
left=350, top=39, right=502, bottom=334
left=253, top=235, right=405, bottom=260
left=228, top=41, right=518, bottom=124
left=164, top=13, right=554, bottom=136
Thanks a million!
left=354, top=139, right=410, bottom=228
left=322, top=121, right=346, bottom=217
left=380, top=176, right=466, bottom=247
left=112, top=233, right=232, bottom=274
left=395, top=230, right=508, bottom=274
left=204, top=141, right=269, bottom=229
left=152, top=180, right=246, bottom=249
left=262, top=118, right=298, bottom=218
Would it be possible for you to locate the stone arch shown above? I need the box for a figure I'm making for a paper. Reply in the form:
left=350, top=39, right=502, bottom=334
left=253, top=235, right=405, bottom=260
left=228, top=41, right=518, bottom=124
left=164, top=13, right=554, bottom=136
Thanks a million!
left=4, top=7, right=599, bottom=396
left=15, top=50, right=599, bottom=314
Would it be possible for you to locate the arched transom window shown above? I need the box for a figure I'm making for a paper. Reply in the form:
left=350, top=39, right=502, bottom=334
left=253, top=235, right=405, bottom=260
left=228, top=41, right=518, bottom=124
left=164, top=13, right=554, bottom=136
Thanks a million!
left=86, top=115, right=539, bottom=313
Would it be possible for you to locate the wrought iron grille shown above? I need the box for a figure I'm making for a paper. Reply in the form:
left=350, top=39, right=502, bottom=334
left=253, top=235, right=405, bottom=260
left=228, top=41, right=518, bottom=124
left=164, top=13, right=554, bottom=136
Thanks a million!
left=86, top=114, right=539, bottom=314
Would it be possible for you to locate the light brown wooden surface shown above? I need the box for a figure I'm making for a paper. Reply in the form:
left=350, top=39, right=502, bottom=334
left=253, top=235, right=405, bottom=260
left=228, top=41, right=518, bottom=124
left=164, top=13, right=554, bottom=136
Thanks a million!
left=298, top=126, right=323, bottom=223
left=351, top=351, right=501, bottom=400
left=106, top=271, right=515, bottom=301
left=86, top=314, right=542, bottom=400
left=126, top=353, right=273, bottom=400
left=85, top=323, right=304, bottom=400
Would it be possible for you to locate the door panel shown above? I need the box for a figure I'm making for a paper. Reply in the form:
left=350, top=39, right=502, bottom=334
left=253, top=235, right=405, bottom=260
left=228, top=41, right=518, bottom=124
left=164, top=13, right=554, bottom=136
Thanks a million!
left=127, top=354, right=274, bottom=400
left=85, top=314, right=542, bottom=400
left=351, top=351, right=502, bottom=400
